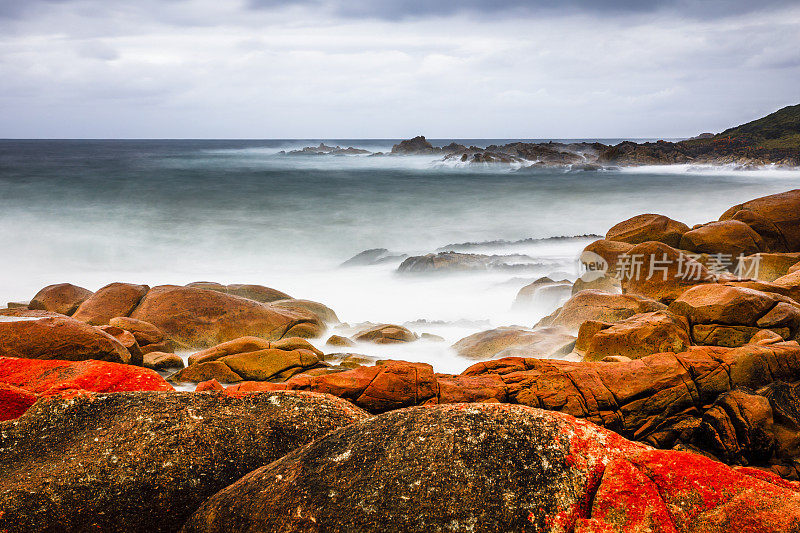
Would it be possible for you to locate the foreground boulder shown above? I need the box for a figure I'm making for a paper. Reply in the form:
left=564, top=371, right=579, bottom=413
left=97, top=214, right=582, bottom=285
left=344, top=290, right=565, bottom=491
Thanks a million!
left=28, top=283, right=92, bottom=315
left=271, top=298, right=340, bottom=324
left=738, top=252, right=800, bottom=281
left=0, top=390, right=368, bottom=533
left=452, top=326, right=575, bottom=360
left=0, top=357, right=172, bottom=420
left=72, top=282, right=149, bottom=325
left=605, top=213, right=689, bottom=247
left=129, top=285, right=324, bottom=348
left=0, top=316, right=131, bottom=363
left=184, top=403, right=800, bottom=533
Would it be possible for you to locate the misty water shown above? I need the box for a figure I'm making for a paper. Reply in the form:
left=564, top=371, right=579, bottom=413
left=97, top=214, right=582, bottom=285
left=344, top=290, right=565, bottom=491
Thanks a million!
left=3, top=139, right=800, bottom=374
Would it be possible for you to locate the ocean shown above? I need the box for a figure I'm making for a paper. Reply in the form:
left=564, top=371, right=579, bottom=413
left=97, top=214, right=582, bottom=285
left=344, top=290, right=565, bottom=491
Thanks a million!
left=3, top=139, right=800, bottom=373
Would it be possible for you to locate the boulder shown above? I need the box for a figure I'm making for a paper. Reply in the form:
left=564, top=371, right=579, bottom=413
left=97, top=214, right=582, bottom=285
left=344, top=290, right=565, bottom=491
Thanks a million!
left=571, top=275, right=621, bottom=295
left=143, top=351, right=184, bottom=371
left=540, top=289, right=666, bottom=331
left=679, top=220, right=766, bottom=257
left=129, top=285, right=324, bottom=348
left=187, top=336, right=273, bottom=366
left=720, top=189, right=800, bottom=251
left=169, top=361, right=243, bottom=384
left=184, top=404, right=800, bottom=533
left=669, top=284, right=782, bottom=326
left=186, top=282, right=291, bottom=303
left=0, top=316, right=131, bottom=363
left=452, top=326, right=575, bottom=360
left=220, top=348, right=320, bottom=381
left=620, top=241, right=714, bottom=302
left=0, top=391, right=367, bottom=533
left=97, top=325, right=144, bottom=366
left=606, top=213, right=690, bottom=247
left=28, top=283, right=92, bottom=315
left=326, top=334, right=355, bottom=347
left=71, top=282, right=149, bottom=325
left=271, top=298, right=339, bottom=324
left=228, top=360, right=438, bottom=413
left=0, top=357, right=172, bottom=420
left=580, top=311, right=691, bottom=361
left=737, top=252, right=800, bottom=281
left=580, top=239, right=634, bottom=273
left=108, top=316, right=166, bottom=346
left=513, top=279, right=572, bottom=310
left=352, top=323, right=418, bottom=344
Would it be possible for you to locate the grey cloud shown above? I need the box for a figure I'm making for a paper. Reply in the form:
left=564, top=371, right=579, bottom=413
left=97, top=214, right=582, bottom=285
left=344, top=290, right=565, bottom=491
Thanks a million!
left=248, top=0, right=799, bottom=20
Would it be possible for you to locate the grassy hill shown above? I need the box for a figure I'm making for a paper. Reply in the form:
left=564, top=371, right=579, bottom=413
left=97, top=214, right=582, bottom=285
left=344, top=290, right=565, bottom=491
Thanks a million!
left=687, top=104, right=800, bottom=150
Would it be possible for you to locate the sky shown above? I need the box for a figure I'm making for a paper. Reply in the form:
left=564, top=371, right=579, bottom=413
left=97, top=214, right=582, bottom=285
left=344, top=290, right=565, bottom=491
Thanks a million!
left=0, top=0, right=798, bottom=139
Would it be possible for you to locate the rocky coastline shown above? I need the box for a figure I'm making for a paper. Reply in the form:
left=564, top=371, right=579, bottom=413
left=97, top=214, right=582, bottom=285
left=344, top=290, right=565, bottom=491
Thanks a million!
left=282, top=104, right=800, bottom=169
left=3, top=187, right=800, bottom=531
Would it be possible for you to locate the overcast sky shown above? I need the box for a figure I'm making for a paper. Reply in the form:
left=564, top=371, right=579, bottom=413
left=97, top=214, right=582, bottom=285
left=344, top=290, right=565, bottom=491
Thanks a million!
left=1, top=0, right=798, bottom=138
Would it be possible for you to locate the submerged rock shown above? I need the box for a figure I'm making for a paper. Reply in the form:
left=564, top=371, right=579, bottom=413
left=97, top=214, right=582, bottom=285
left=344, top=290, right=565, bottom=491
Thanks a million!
left=352, top=323, right=418, bottom=344
left=341, top=248, right=407, bottom=266
left=452, top=326, right=575, bottom=360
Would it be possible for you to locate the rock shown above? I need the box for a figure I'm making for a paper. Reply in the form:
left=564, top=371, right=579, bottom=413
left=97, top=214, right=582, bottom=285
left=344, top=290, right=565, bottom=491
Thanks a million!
left=71, top=282, right=149, bottom=325
left=220, top=348, right=320, bottom=381
left=108, top=316, right=166, bottom=346
left=195, top=379, right=224, bottom=392
left=452, top=326, right=576, bottom=360
left=326, top=334, right=355, bottom=347
left=186, top=282, right=292, bottom=303
left=341, top=248, right=407, bottom=266
left=692, top=324, right=765, bottom=347
left=229, top=360, right=438, bottom=413
left=606, top=213, right=690, bottom=247
left=184, top=403, right=800, bottom=533
left=670, top=284, right=782, bottom=326
left=513, top=278, right=572, bottom=310
left=540, top=289, right=666, bottom=331
left=143, top=351, right=184, bottom=370
left=0, top=316, right=131, bottom=363
left=750, top=329, right=787, bottom=345
left=271, top=298, right=339, bottom=324
left=0, top=390, right=368, bottom=533
left=97, top=325, right=144, bottom=366
left=0, top=383, right=38, bottom=421
left=398, top=251, right=538, bottom=273
left=580, top=311, right=691, bottom=361
left=28, top=283, right=92, bottom=315
left=420, top=332, right=445, bottom=342
left=679, top=220, right=766, bottom=257
left=390, top=135, right=439, bottom=154
left=738, top=252, right=800, bottom=281
left=720, top=189, right=800, bottom=251
left=0, top=357, right=172, bottom=420
left=169, top=361, right=243, bottom=384
left=620, top=241, right=714, bottom=303
left=580, top=239, right=634, bottom=272
left=129, top=285, right=324, bottom=348
left=791, top=262, right=800, bottom=275
left=571, top=275, right=622, bottom=295
left=352, top=324, right=418, bottom=344
left=337, top=353, right=379, bottom=368
left=601, top=355, right=632, bottom=363
left=187, top=336, right=273, bottom=366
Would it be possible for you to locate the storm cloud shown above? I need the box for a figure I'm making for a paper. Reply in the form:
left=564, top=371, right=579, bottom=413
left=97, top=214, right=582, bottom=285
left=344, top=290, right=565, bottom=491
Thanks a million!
left=0, top=0, right=798, bottom=138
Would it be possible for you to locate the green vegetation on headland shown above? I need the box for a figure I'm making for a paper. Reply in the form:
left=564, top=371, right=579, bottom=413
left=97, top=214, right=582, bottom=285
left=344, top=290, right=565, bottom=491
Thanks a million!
left=599, top=103, right=800, bottom=166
